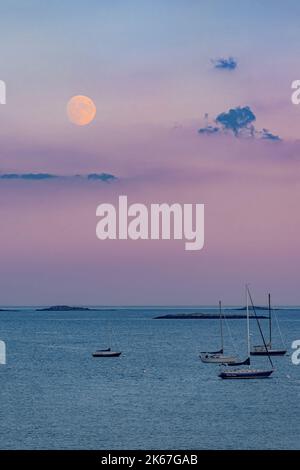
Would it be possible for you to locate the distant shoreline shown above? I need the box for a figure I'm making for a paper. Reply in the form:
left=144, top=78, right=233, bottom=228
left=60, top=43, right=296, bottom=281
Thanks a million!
left=0, top=305, right=298, bottom=313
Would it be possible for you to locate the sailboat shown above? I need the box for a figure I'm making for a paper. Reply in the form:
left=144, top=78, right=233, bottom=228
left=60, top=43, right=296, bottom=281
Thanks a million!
left=200, top=301, right=250, bottom=365
left=219, top=286, right=274, bottom=379
left=251, top=294, right=287, bottom=356
left=92, top=348, right=121, bottom=357
left=92, top=316, right=122, bottom=358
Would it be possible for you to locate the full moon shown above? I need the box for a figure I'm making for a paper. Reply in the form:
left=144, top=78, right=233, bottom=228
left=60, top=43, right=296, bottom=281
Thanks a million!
left=67, top=95, right=96, bottom=126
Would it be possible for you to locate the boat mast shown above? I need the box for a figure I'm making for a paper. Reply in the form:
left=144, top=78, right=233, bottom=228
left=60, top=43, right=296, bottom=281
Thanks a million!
left=247, top=286, right=274, bottom=369
left=268, top=293, right=272, bottom=347
left=219, top=301, right=224, bottom=353
left=246, top=286, right=250, bottom=359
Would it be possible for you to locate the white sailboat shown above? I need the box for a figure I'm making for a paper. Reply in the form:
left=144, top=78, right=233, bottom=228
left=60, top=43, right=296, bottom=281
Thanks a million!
left=200, top=301, right=250, bottom=365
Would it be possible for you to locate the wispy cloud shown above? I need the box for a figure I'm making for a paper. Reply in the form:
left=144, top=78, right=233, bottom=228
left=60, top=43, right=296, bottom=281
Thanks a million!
left=0, top=173, right=117, bottom=182
left=86, top=173, right=116, bottom=181
left=199, top=106, right=281, bottom=141
left=259, top=129, right=281, bottom=142
left=212, top=57, right=237, bottom=70
left=0, top=173, right=58, bottom=180
left=198, top=125, right=220, bottom=135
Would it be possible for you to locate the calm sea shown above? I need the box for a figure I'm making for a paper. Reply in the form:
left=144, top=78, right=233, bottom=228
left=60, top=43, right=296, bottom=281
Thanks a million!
left=0, top=306, right=299, bottom=449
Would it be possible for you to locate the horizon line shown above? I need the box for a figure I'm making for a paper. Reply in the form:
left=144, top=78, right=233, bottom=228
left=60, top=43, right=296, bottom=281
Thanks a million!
left=1, top=304, right=300, bottom=309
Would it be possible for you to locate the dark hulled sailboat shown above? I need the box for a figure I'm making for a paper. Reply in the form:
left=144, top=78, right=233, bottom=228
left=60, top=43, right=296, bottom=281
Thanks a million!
left=250, top=294, right=287, bottom=356
left=92, top=348, right=121, bottom=357
left=219, top=287, right=274, bottom=380
left=92, top=318, right=122, bottom=358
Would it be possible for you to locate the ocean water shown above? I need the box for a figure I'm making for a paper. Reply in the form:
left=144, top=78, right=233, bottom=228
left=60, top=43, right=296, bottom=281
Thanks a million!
left=0, top=306, right=299, bottom=450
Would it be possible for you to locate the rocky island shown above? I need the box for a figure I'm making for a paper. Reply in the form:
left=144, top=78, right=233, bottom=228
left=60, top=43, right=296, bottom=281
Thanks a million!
left=36, top=305, right=101, bottom=312
left=154, top=313, right=267, bottom=320
left=0, top=308, right=18, bottom=312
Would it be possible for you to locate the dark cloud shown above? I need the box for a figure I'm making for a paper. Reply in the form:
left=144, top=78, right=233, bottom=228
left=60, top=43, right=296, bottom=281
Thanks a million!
left=260, top=129, right=281, bottom=142
left=216, top=106, right=256, bottom=136
left=198, top=125, right=220, bottom=135
left=212, top=57, right=237, bottom=70
left=87, top=173, right=116, bottom=181
left=0, top=173, right=117, bottom=182
left=0, top=173, right=57, bottom=180
left=199, top=106, right=281, bottom=141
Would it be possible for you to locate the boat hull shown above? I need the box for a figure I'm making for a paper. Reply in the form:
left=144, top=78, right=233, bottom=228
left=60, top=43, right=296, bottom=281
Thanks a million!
left=92, top=351, right=122, bottom=357
left=250, top=349, right=286, bottom=356
left=219, top=369, right=273, bottom=379
left=200, top=353, right=237, bottom=364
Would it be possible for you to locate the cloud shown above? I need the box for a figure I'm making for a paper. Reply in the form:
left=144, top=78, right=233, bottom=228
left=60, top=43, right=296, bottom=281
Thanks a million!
left=260, top=129, right=281, bottom=142
left=212, top=57, right=237, bottom=70
left=0, top=173, right=117, bottom=182
left=198, top=125, right=220, bottom=135
left=216, top=106, right=256, bottom=136
left=0, top=173, right=58, bottom=180
left=199, top=106, right=281, bottom=141
left=87, top=173, right=116, bottom=181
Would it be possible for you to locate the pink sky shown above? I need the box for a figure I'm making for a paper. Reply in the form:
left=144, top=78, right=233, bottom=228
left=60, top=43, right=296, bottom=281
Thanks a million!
left=0, top=128, right=299, bottom=305
left=1, top=1, right=300, bottom=304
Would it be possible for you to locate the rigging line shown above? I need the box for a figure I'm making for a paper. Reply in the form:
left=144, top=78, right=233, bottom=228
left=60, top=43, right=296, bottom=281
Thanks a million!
left=273, top=308, right=287, bottom=348
left=247, top=287, right=274, bottom=369
left=223, top=313, right=239, bottom=356
left=110, top=316, right=121, bottom=351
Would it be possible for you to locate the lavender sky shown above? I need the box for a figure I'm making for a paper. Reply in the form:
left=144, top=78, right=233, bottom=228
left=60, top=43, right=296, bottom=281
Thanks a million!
left=0, top=1, right=300, bottom=305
